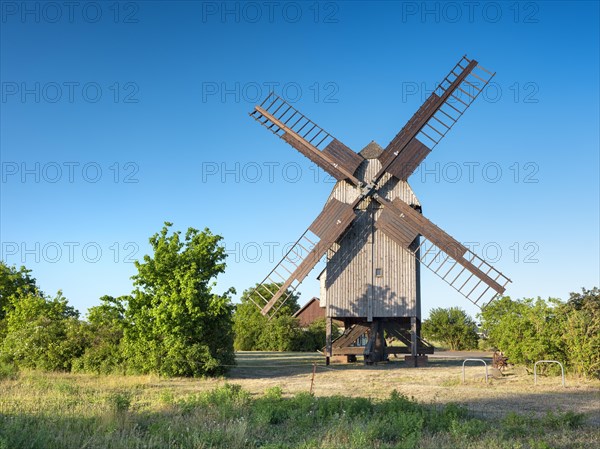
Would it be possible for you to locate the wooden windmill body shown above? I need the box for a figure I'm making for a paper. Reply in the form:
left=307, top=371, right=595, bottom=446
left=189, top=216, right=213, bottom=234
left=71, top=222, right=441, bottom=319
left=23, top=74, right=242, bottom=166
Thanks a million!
left=318, top=143, right=427, bottom=363
left=247, top=56, right=511, bottom=364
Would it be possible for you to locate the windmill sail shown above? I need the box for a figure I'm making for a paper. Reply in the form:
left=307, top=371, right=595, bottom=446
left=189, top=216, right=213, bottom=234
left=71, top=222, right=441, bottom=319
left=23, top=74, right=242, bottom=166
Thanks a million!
left=252, top=199, right=357, bottom=317
left=377, top=56, right=495, bottom=182
left=374, top=197, right=511, bottom=308
left=250, top=92, right=363, bottom=185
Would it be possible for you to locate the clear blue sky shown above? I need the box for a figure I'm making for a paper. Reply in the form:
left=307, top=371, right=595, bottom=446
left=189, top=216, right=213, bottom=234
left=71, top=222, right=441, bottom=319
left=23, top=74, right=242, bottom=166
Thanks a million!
left=1, top=1, right=599, bottom=320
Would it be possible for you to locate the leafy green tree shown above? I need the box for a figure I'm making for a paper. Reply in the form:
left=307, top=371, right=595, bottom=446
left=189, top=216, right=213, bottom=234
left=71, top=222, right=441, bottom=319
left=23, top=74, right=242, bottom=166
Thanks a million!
left=478, top=296, right=565, bottom=366
left=563, top=287, right=599, bottom=310
left=258, top=315, right=303, bottom=351
left=233, top=283, right=300, bottom=351
left=73, top=295, right=129, bottom=374
left=557, top=288, right=600, bottom=378
left=479, top=291, right=600, bottom=377
left=422, top=307, right=479, bottom=351
left=0, top=262, right=39, bottom=321
left=0, top=291, right=87, bottom=371
left=121, top=223, right=235, bottom=377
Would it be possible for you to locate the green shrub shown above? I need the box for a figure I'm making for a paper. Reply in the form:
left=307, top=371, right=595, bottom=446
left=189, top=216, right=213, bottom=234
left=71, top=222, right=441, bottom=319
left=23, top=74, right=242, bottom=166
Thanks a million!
left=479, top=289, right=600, bottom=378
left=178, top=383, right=251, bottom=418
left=233, top=283, right=300, bottom=351
left=0, top=291, right=87, bottom=372
left=425, top=403, right=469, bottom=433
left=264, top=385, right=283, bottom=399
left=121, top=224, right=236, bottom=377
left=0, top=360, right=18, bottom=380
left=253, top=397, right=290, bottom=425
left=449, top=418, right=487, bottom=439
left=366, top=413, right=423, bottom=447
left=540, top=410, right=584, bottom=429
left=107, top=392, right=131, bottom=413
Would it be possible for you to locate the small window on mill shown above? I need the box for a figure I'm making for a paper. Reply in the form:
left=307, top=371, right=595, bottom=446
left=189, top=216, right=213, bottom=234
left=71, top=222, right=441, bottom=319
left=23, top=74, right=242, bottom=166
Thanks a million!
left=375, top=268, right=383, bottom=277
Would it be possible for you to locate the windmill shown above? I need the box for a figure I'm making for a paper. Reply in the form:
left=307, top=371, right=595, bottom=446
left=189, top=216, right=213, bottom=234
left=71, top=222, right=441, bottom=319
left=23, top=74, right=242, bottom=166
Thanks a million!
left=247, top=55, right=511, bottom=365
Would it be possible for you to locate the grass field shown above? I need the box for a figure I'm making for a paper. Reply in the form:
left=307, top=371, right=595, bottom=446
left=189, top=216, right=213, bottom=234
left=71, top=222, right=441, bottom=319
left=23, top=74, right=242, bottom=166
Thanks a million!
left=1, top=352, right=598, bottom=448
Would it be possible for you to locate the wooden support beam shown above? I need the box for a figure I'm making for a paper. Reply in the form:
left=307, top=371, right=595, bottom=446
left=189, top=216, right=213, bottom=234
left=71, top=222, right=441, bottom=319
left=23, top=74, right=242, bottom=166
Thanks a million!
left=411, top=316, right=418, bottom=357
left=326, top=316, right=332, bottom=360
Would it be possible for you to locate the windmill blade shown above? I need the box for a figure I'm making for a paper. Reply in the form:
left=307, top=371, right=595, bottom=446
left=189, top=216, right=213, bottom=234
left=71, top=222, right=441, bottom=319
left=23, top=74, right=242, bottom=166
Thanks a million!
left=251, top=199, right=357, bottom=317
left=374, top=196, right=511, bottom=308
left=250, top=92, right=363, bottom=185
left=377, top=55, right=495, bottom=182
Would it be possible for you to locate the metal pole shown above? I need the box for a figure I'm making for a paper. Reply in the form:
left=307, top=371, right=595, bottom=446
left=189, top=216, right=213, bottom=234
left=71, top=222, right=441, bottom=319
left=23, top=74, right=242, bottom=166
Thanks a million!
left=462, top=358, right=488, bottom=384
left=534, top=361, right=565, bottom=388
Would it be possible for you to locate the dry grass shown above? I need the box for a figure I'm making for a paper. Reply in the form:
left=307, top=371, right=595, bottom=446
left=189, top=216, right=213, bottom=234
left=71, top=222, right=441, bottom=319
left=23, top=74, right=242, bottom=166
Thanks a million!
left=3, top=351, right=597, bottom=421
left=0, top=352, right=598, bottom=448
left=227, top=352, right=600, bottom=423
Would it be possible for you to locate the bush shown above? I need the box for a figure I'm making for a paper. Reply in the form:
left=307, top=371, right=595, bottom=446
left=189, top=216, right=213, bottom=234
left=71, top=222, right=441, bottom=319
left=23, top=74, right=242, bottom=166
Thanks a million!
left=422, top=307, right=479, bottom=350
left=73, top=295, right=127, bottom=374
left=233, top=283, right=300, bottom=351
left=479, top=297, right=565, bottom=368
left=295, top=318, right=341, bottom=352
left=0, top=360, right=18, bottom=380
left=558, top=288, right=600, bottom=378
left=257, top=315, right=303, bottom=351
left=0, top=262, right=38, bottom=322
left=234, top=288, right=339, bottom=352
left=0, top=291, right=87, bottom=371
left=479, top=289, right=600, bottom=378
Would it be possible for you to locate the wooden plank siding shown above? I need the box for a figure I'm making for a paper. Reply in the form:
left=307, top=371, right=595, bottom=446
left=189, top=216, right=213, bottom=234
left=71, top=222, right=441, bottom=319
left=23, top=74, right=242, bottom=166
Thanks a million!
left=320, top=153, right=421, bottom=320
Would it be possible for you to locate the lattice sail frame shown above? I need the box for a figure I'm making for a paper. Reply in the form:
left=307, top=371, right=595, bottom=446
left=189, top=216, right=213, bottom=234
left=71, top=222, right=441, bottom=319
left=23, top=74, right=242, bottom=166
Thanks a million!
left=412, top=56, right=495, bottom=151
left=250, top=92, right=363, bottom=183
left=378, top=56, right=495, bottom=182
left=373, top=197, right=510, bottom=308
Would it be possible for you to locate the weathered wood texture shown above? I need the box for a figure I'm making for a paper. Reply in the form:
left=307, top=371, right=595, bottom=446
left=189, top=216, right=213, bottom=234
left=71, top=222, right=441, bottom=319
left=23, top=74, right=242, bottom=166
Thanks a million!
left=321, top=156, right=420, bottom=319
left=322, top=139, right=364, bottom=176
left=377, top=198, right=466, bottom=257
left=386, top=138, right=431, bottom=181
left=309, top=199, right=355, bottom=240
left=378, top=94, right=439, bottom=167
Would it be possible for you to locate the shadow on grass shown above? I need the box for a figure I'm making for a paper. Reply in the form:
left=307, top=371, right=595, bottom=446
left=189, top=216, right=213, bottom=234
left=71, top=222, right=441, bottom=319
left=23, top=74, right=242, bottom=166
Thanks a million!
left=229, top=351, right=485, bottom=379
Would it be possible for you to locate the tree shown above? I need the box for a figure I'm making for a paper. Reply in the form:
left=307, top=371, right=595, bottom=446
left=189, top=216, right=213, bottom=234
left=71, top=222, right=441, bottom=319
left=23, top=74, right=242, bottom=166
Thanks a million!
left=233, top=283, right=300, bottom=351
left=0, top=262, right=39, bottom=321
left=0, top=291, right=87, bottom=371
left=422, top=307, right=479, bottom=351
left=258, top=315, right=303, bottom=351
left=121, top=223, right=235, bottom=377
left=479, top=291, right=600, bottom=378
left=557, top=288, right=600, bottom=378
left=478, top=296, right=565, bottom=367
left=564, top=287, right=599, bottom=310
left=73, top=295, right=129, bottom=374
